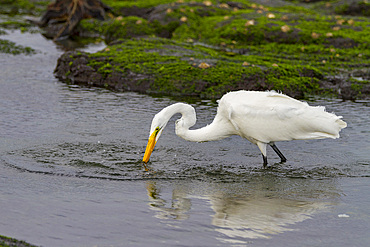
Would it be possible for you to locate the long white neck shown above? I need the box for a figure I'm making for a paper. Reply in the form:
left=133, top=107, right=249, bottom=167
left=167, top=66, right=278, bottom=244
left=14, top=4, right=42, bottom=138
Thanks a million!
left=157, top=103, right=236, bottom=142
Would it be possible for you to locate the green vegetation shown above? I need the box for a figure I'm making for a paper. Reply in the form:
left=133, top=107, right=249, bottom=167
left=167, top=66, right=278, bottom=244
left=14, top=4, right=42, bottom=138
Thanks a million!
left=0, top=0, right=49, bottom=16
left=1, top=0, right=369, bottom=98
left=0, top=235, right=38, bottom=247
left=62, top=37, right=321, bottom=98
left=334, top=1, right=370, bottom=16
left=65, top=0, right=369, bottom=98
left=0, top=20, right=33, bottom=30
left=102, top=0, right=222, bottom=9
left=0, top=0, right=48, bottom=33
left=0, top=39, right=35, bottom=55
left=80, top=16, right=158, bottom=43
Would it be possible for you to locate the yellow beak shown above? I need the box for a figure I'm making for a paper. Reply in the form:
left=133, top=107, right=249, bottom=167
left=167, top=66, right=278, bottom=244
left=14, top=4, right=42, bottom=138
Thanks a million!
left=142, top=129, right=159, bottom=163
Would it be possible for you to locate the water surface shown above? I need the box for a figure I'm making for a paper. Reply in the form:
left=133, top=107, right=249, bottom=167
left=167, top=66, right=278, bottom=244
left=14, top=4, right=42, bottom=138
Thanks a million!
left=0, top=31, right=369, bottom=247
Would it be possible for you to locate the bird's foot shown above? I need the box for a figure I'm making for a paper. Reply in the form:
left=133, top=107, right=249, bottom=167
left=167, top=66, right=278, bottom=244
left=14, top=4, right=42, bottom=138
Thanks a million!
left=280, top=157, right=287, bottom=163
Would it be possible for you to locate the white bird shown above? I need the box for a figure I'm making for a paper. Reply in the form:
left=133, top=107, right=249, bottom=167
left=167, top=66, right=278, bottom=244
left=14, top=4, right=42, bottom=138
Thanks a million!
left=143, top=90, right=347, bottom=167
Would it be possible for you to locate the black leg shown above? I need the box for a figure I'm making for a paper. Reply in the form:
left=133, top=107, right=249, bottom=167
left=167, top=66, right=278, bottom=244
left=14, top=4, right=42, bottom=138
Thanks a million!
left=269, top=143, right=287, bottom=163
left=262, top=154, right=268, bottom=168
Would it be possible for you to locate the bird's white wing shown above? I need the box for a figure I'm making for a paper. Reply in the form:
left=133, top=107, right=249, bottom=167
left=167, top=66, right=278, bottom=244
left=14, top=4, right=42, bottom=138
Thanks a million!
left=227, top=103, right=306, bottom=143
left=228, top=103, right=343, bottom=143
left=219, top=90, right=346, bottom=144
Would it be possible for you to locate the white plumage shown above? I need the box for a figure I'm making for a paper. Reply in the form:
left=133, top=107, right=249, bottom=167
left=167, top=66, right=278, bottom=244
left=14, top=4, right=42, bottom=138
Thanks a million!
left=143, top=90, right=347, bottom=167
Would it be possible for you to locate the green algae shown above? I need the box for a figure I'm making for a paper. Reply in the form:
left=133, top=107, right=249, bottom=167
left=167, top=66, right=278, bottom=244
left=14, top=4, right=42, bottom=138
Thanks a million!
left=0, top=0, right=49, bottom=16
left=172, top=4, right=370, bottom=49
left=334, top=1, right=370, bottom=16
left=52, top=0, right=369, bottom=99
left=102, top=0, right=226, bottom=9
left=79, top=16, right=158, bottom=43
left=1, top=0, right=354, bottom=99
left=0, top=39, right=35, bottom=55
left=0, top=20, right=33, bottom=30
left=0, top=234, right=38, bottom=247
left=69, top=37, right=321, bottom=98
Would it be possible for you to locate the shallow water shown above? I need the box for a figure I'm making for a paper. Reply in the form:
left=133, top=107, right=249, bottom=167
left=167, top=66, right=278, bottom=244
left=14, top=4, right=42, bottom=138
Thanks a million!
left=0, top=31, right=369, bottom=247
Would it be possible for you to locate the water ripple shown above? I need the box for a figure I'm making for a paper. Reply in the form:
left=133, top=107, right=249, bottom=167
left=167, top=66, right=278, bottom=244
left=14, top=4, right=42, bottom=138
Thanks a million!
left=2, top=141, right=368, bottom=181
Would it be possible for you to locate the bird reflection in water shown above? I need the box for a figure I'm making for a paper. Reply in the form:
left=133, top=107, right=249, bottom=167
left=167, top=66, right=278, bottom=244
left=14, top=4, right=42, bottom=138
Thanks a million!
left=145, top=179, right=339, bottom=241
left=210, top=195, right=328, bottom=240
left=146, top=181, right=192, bottom=220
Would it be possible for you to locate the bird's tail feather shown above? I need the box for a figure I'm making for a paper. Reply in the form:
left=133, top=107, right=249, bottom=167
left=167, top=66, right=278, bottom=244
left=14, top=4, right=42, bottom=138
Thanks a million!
left=336, top=118, right=347, bottom=129
left=299, top=109, right=347, bottom=140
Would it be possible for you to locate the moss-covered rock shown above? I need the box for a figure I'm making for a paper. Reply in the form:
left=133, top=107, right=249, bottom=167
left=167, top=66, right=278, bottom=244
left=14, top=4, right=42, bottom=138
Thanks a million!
left=5, top=0, right=368, bottom=99
left=334, top=0, right=370, bottom=17
left=55, top=37, right=327, bottom=98
left=79, top=16, right=158, bottom=43
left=0, top=0, right=48, bottom=16
left=52, top=0, right=369, bottom=99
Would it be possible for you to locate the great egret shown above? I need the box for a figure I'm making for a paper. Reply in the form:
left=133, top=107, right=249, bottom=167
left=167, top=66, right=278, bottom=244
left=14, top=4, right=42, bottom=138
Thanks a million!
left=143, top=90, right=347, bottom=167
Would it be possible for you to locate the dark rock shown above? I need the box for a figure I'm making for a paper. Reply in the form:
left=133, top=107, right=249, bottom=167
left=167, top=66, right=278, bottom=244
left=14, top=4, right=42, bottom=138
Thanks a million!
left=54, top=51, right=152, bottom=93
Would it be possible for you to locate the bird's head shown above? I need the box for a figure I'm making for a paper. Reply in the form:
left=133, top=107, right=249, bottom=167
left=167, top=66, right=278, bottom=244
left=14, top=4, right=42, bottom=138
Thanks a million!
left=142, top=113, right=168, bottom=163
left=142, top=102, right=194, bottom=163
